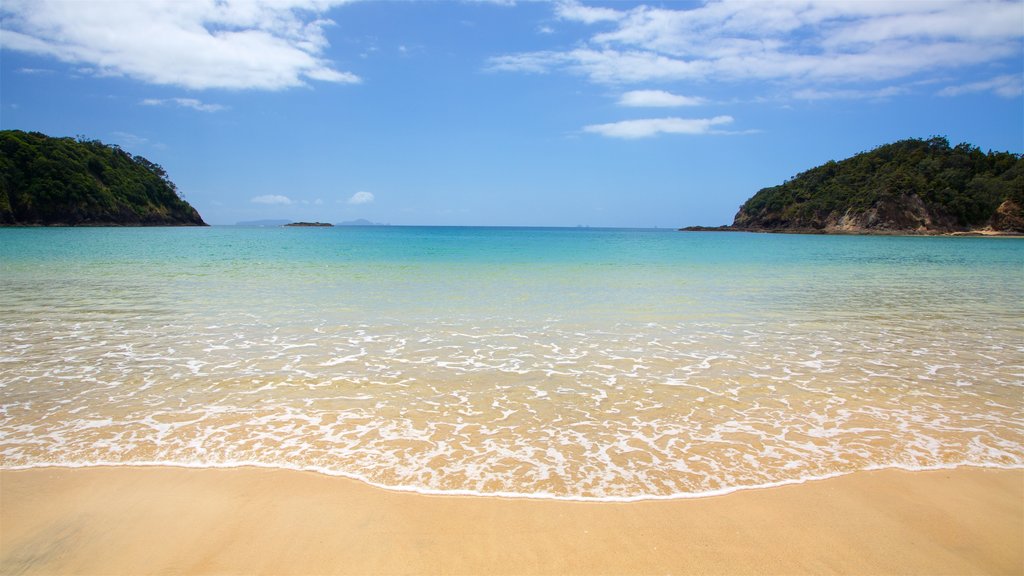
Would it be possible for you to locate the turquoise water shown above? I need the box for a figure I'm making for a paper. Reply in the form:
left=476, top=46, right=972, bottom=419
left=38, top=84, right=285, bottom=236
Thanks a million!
left=1, top=227, right=1022, bottom=499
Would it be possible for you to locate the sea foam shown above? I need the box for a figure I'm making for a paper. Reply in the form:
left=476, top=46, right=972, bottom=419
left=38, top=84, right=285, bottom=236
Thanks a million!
left=1, top=227, right=1022, bottom=500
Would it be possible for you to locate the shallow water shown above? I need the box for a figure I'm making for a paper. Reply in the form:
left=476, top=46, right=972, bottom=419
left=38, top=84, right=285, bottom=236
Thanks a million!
left=1, top=227, right=1022, bottom=499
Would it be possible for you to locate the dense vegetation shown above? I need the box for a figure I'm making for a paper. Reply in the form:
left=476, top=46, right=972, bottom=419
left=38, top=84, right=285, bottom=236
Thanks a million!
left=732, top=137, right=1023, bottom=233
left=0, top=130, right=205, bottom=226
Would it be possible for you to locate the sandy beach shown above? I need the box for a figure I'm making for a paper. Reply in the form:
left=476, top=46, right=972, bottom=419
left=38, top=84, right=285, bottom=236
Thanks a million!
left=1, top=466, right=1020, bottom=575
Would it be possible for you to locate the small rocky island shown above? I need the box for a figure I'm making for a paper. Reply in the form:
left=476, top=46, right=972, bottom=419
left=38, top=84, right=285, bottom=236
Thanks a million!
left=284, top=222, right=334, bottom=227
left=0, top=130, right=206, bottom=226
left=684, top=137, right=1023, bottom=235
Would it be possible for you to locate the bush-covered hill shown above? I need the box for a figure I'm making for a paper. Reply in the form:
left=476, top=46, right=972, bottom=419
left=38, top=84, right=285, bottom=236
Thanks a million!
left=729, top=137, right=1023, bottom=234
left=0, top=130, right=205, bottom=226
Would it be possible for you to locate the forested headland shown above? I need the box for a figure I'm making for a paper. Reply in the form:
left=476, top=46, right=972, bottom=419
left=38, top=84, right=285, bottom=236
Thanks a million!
left=686, top=137, right=1023, bottom=235
left=0, top=130, right=205, bottom=226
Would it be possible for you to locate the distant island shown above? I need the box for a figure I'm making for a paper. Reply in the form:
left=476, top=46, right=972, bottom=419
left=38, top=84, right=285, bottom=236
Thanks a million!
left=284, top=222, right=333, bottom=227
left=0, top=130, right=206, bottom=226
left=683, top=137, right=1023, bottom=235
left=236, top=219, right=385, bottom=227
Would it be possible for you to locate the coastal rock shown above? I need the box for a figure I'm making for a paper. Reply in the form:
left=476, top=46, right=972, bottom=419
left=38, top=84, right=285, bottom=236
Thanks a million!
left=829, top=193, right=935, bottom=232
left=989, top=199, right=1024, bottom=233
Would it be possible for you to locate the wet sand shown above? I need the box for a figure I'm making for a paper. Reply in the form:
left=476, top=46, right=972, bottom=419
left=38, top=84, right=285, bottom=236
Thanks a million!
left=1, top=466, right=1021, bottom=575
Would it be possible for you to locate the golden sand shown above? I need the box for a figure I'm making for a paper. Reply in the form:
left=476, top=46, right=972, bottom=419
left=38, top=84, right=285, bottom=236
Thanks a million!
left=1, top=466, right=1021, bottom=575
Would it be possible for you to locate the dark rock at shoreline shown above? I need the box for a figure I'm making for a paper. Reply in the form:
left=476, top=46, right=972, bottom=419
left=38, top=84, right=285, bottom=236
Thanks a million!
left=678, top=225, right=738, bottom=232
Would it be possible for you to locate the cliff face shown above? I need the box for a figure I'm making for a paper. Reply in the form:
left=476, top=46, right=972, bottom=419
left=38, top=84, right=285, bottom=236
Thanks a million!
left=0, top=130, right=206, bottom=226
left=990, top=199, right=1024, bottom=232
left=729, top=138, right=1023, bottom=235
left=732, top=192, right=966, bottom=233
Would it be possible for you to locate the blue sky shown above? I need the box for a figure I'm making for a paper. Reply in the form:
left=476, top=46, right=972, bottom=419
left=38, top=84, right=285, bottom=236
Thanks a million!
left=1, top=0, right=1022, bottom=227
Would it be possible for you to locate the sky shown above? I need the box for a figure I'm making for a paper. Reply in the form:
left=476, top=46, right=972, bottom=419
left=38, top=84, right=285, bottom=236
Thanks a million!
left=1, top=0, right=1022, bottom=227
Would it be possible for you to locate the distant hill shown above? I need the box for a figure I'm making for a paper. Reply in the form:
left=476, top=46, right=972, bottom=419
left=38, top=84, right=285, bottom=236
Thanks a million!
left=0, top=130, right=205, bottom=226
left=237, top=219, right=291, bottom=227
left=687, top=137, right=1023, bottom=235
left=336, top=218, right=383, bottom=226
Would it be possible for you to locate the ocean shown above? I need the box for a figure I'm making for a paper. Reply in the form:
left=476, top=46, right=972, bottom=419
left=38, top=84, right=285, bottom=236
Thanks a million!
left=1, top=226, right=1022, bottom=500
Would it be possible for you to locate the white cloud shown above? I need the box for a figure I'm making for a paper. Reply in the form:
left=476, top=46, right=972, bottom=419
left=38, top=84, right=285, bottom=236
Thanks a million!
left=141, top=97, right=226, bottom=112
left=584, top=115, right=734, bottom=139
left=0, top=0, right=361, bottom=90
left=489, top=51, right=561, bottom=75
left=493, top=0, right=1023, bottom=91
left=348, top=191, right=374, bottom=205
left=792, top=86, right=908, bottom=101
left=491, top=48, right=706, bottom=82
left=252, top=194, right=293, bottom=205
left=556, top=0, right=623, bottom=24
left=938, top=74, right=1023, bottom=98
left=463, top=0, right=517, bottom=6
left=618, top=90, right=704, bottom=107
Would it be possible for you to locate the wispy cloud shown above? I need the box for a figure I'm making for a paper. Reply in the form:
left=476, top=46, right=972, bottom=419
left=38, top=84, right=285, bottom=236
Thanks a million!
left=252, top=194, right=293, bottom=205
left=141, top=97, right=226, bottom=112
left=491, top=49, right=702, bottom=82
left=938, top=74, right=1023, bottom=98
left=555, top=0, right=622, bottom=24
left=464, top=0, right=517, bottom=6
left=0, top=0, right=361, bottom=90
left=584, top=116, right=734, bottom=139
left=348, top=191, right=375, bottom=205
left=792, top=86, right=908, bottom=101
left=618, top=90, right=705, bottom=107
left=493, top=0, right=1023, bottom=94
left=110, top=131, right=150, bottom=148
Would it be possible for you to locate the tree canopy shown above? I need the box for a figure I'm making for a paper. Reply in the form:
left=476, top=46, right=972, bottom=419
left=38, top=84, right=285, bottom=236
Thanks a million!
left=0, top=130, right=205, bottom=226
left=733, top=137, right=1023, bottom=233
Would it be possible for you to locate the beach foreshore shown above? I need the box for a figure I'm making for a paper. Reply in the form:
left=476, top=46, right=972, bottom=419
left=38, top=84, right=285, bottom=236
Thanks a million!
left=1, top=466, right=1020, bottom=575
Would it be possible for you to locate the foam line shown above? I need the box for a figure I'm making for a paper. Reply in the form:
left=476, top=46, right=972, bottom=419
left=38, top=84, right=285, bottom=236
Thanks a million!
left=3, top=460, right=1022, bottom=503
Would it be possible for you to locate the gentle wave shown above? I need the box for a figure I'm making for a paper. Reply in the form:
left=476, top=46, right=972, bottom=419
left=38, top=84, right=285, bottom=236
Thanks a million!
left=2, top=228, right=1023, bottom=501
left=2, top=317, right=1022, bottom=499
left=4, top=460, right=1022, bottom=502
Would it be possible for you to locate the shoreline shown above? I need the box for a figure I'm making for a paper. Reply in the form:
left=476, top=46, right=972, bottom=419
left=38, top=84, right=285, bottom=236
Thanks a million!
left=3, top=461, right=1022, bottom=503
left=678, top=225, right=1024, bottom=236
left=2, top=466, right=1020, bottom=575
